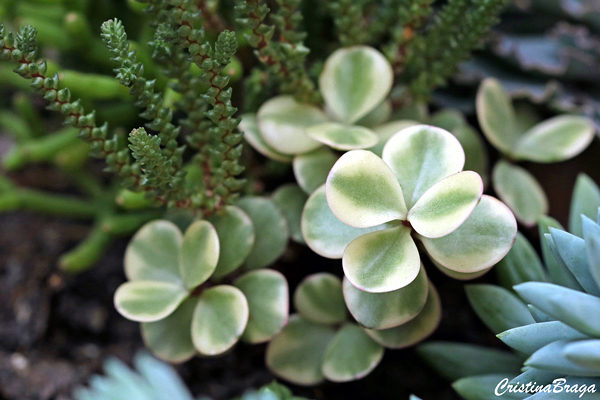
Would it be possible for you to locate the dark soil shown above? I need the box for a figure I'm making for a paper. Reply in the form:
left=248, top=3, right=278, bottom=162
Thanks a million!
left=1, top=141, right=599, bottom=400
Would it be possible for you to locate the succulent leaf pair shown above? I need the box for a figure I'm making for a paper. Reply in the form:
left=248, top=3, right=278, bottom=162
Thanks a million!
left=420, top=175, right=600, bottom=400
left=477, top=78, right=596, bottom=226
left=303, top=124, right=517, bottom=293
left=266, top=272, right=442, bottom=385
left=114, top=204, right=289, bottom=361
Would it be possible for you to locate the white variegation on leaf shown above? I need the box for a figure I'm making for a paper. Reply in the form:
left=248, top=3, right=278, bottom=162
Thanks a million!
left=301, top=185, right=383, bottom=259
left=307, top=122, right=378, bottom=150
left=369, top=120, right=419, bottom=156
left=420, top=195, right=517, bottom=274
left=343, top=265, right=428, bottom=329
left=114, top=280, right=188, bottom=323
left=257, top=96, right=327, bottom=155
left=407, top=171, right=483, bottom=238
left=382, top=125, right=465, bottom=208
left=476, top=78, right=518, bottom=155
left=493, top=161, right=548, bottom=227
left=319, top=46, right=393, bottom=124
left=179, top=220, right=219, bottom=289
left=343, top=226, right=420, bottom=293
left=272, top=184, right=308, bottom=244
left=326, top=150, right=407, bottom=228
left=191, top=285, right=249, bottom=355
left=239, top=113, right=293, bottom=163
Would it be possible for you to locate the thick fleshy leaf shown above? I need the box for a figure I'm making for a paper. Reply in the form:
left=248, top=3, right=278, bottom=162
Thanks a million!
left=550, top=227, right=600, bottom=295
left=382, top=125, right=465, bottom=208
left=356, top=100, right=392, bottom=128
left=235, top=269, right=289, bottom=343
left=514, top=282, right=600, bottom=337
left=257, top=96, right=327, bottom=155
left=237, top=197, right=288, bottom=269
left=141, top=298, right=197, bottom=363
left=321, top=324, right=384, bottom=382
left=582, top=216, right=600, bottom=288
left=266, top=315, right=336, bottom=385
left=114, top=281, right=188, bottom=322
left=208, top=206, right=255, bottom=279
left=179, top=220, right=219, bottom=289
left=343, top=226, right=420, bottom=293
left=564, top=340, right=600, bottom=372
left=569, top=174, right=600, bottom=237
left=435, top=262, right=492, bottom=280
left=306, top=122, right=378, bottom=150
left=342, top=265, right=428, bottom=329
left=319, top=46, right=393, bottom=124
left=453, top=374, right=522, bottom=400
left=465, top=284, right=534, bottom=334
left=525, top=340, right=600, bottom=376
left=515, top=115, right=595, bottom=162
left=539, top=216, right=580, bottom=290
left=476, top=78, right=518, bottom=155
left=125, top=220, right=182, bottom=284
left=272, top=184, right=308, bottom=244
left=498, top=321, right=588, bottom=355
left=326, top=150, right=407, bottom=228
left=293, top=147, right=338, bottom=194
left=429, top=109, right=465, bottom=131
left=496, top=232, right=546, bottom=290
left=294, top=273, right=346, bottom=325
left=369, top=120, right=419, bottom=156
left=418, top=342, right=522, bottom=381
left=239, top=114, right=293, bottom=163
left=451, top=125, right=489, bottom=184
left=492, top=161, right=548, bottom=227
left=408, top=171, right=483, bottom=238
left=421, top=195, right=517, bottom=273
left=191, top=285, right=249, bottom=355
left=365, top=283, right=441, bottom=349
left=301, top=185, right=383, bottom=259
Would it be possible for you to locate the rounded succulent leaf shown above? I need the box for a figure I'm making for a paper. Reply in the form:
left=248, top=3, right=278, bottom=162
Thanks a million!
left=266, top=315, right=336, bottom=385
left=272, top=184, right=308, bottom=244
left=343, top=264, right=428, bottom=329
left=326, top=150, right=407, bottom=228
left=191, top=285, right=249, bottom=355
left=365, top=282, right=441, bottom=349
left=493, top=161, right=548, bottom=227
left=257, top=96, right=327, bottom=155
left=141, top=297, right=197, bottom=363
left=429, top=109, right=465, bottom=131
left=125, top=220, right=183, bottom=284
left=450, top=125, right=489, bottom=184
left=476, top=78, right=518, bottom=155
left=369, top=120, right=419, bottom=156
left=114, top=281, right=188, bottom=322
left=306, top=122, right=378, bottom=150
left=235, top=269, right=289, bottom=343
left=421, top=195, right=517, bottom=274
left=293, top=147, right=338, bottom=194
left=319, top=46, right=393, bottom=124
left=356, top=100, right=392, bottom=128
left=322, top=323, right=384, bottom=382
left=239, top=113, right=293, bottom=163
left=208, top=206, right=255, bottom=279
left=382, top=125, right=465, bottom=209
left=343, top=226, right=420, bottom=293
left=301, top=185, right=383, bottom=259
left=434, top=261, right=492, bottom=280
left=179, top=220, right=219, bottom=289
left=407, top=171, right=483, bottom=238
left=237, top=196, right=288, bottom=269
left=514, top=115, right=595, bottom=162
left=294, top=273, right=347, bottom=325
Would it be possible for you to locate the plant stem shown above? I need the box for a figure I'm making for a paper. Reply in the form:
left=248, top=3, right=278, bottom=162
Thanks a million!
left=0, top=186, right=97, bottom=218
left=3, top=127, right=80, bottom=170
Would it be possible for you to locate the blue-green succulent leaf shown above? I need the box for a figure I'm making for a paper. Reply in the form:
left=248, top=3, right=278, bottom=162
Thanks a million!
left=525, top=340, right=600, bottom=376
left=569, top=174, right=600, bottom=237
left=496, top=233, right=546, bottom=290
left=498, top=321, right=589, bottom=355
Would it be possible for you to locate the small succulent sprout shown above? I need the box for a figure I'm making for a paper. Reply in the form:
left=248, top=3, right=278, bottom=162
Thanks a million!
left=237, top=196, right=289, bottom=269
left=311, top=124, right=515, bottom=293
left=115, top=217, right=289, bottom=362
left=476, top=78, right=595, bottom=226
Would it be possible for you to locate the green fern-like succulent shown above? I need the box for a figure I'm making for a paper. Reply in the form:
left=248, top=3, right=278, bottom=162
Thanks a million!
left=419, top=174, right=600, bottom=400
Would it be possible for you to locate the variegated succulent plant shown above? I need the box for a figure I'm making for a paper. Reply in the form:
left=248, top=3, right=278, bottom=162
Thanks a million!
left=477, top=78, right=596, bottom=226
left=419, top=174, right=600, bottom=400
left=113, top=201, right=290, bottom=361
